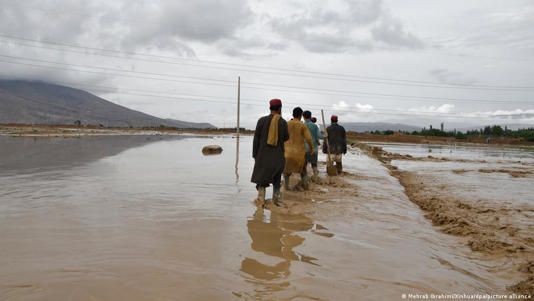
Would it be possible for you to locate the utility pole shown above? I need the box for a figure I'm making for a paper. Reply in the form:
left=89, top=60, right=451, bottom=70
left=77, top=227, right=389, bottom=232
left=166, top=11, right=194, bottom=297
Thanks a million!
left=235, top=76, right=241, bottom=182
left=237, top=76, right=240, bottom=138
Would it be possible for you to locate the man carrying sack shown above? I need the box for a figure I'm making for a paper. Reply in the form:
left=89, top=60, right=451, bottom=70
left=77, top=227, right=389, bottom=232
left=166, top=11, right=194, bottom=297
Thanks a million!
left=323, top=115, right=347, bottom=174
left=251, top=99, right=289, bottom=206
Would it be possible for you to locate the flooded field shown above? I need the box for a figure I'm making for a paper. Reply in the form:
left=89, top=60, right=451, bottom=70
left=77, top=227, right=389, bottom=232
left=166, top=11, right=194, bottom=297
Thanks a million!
left=363, top=142, right=534, bottom=297
left=1, top=136, right=533, bottom=300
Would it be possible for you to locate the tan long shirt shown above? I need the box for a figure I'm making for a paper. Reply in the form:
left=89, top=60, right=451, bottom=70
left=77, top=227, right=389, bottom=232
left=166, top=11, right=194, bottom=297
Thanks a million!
left=283, top=118, right=314, bottom=174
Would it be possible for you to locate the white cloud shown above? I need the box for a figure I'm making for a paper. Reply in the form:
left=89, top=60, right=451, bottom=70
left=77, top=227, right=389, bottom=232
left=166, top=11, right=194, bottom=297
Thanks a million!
left=333, top=100, right=349, bottom=110
left=355, top=103, right=373, bottom=112
left=409, top=104, right=455, bottom=114
left=463, top=109, right=534, bottom=119
left=332, top=101, right=373, bottom=113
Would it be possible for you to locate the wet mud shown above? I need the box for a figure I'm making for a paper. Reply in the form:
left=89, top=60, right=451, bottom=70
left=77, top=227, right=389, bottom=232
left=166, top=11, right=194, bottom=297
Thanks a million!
left=355, top=141, right=534, bottom=296
left=477, top=168, right=532, bottom=178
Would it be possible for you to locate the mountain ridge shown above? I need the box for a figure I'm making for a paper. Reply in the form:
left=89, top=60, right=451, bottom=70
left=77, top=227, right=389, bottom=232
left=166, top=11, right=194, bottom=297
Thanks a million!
left=0, top=80, right=215, bottom=129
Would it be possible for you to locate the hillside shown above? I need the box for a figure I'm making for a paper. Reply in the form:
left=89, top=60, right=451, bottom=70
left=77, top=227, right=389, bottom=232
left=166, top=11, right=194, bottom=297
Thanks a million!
left=0, top=80, right=215, bottom=129
left=339, top=122, right=421, bottom=133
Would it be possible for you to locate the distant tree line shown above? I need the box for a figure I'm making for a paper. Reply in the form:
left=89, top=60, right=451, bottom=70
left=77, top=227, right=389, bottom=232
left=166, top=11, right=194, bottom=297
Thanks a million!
left=369, top=125, right=534, bottom=142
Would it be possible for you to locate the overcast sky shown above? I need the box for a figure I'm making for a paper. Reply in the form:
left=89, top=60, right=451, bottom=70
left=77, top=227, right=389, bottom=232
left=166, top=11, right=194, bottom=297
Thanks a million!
left=1, top=0, right=533, bottom=129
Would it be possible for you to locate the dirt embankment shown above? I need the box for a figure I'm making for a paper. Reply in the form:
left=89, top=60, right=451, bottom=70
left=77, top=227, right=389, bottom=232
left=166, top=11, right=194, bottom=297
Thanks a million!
left=370, top=148, right=489, bottom=164
left=348, top=132, right=533, bottom=146
left=477, top=169, right=533, bottom=178
left=354, top=141, right=534, bottom=296
left=0, top=124, right=254, bottom=137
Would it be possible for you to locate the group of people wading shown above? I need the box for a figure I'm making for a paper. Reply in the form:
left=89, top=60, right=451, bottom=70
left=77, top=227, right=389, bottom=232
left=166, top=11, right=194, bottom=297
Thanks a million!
left=251, top=98, right=347, bottom=206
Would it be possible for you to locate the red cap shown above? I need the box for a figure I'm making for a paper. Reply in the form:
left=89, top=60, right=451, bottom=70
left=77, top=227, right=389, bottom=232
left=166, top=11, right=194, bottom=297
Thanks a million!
left=331, top=115, right=338, bottom=122
left=269, top=98, right=282, bottom=106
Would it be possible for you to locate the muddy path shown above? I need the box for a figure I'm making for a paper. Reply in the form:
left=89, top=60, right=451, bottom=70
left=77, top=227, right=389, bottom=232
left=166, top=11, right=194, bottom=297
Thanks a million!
left=354, top=141, right=534, bottom=296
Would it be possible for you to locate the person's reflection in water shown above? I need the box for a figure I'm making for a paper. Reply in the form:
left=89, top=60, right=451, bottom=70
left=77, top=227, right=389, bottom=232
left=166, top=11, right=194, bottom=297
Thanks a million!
left=240, top=208, right=319, bottom=295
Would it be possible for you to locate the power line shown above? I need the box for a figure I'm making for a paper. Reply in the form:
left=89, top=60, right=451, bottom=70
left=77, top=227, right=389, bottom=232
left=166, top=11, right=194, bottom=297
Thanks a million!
left=5, top=1, right=534, bottom=66
left=0, top=53, right=234, bottom=85
left=1, top=55, right=533, bottom=105
left=0, top=58, right=237, bottom=89
left=3, top=38, right=534, bottom=92
left=37, top=80, right=531, bottom=120
left=69, top=82, right=531, bottom=117
left=2, top=33, right=534, bottom=91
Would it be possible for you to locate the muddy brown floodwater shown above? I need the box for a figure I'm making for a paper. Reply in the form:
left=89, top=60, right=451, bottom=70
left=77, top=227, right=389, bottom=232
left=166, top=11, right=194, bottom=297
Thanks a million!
left=360, top=142, right=534, bottom=297
left=0, top=135, right=532, bottom=300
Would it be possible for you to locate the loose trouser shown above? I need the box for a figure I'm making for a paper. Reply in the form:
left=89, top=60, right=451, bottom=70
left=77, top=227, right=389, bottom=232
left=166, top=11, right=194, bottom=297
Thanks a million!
left=283, top=163, right=309, bottom=189
left=256, top=169, right=282, bottom=190
left=331, top=154, right=342, bottom=163
left=331, top=154, right=343, bottom=173
left=305, top=152, right=318, bottom=168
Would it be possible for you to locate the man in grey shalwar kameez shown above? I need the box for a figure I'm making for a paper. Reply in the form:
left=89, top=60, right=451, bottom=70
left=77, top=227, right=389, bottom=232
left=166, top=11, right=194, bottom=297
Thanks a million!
left=251, top=99, right=289, bottom=206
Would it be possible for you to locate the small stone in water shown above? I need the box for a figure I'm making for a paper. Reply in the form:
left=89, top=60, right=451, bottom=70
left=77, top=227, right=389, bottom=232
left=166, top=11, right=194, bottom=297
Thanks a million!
left=202, top=145, right=223, bottom=155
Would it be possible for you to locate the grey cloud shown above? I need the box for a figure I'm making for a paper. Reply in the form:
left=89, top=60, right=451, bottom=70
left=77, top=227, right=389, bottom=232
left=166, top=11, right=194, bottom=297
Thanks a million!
left=0, top=0, right=254, bottom=85
left=0, top=0, right=253, bottom=55
left=438, top=4, right=534, bottom=57
left=495, top=113, right=534, bottom=119
left=270, top=0, right=423, bottom=53
left=114, top=0, right=252, bottom=51
left=0, top=0, right=97, bottom=45
left=429, top=69, right=477, bottom=85
left=215, top=36, right=282, bottom=58
left=371, top=15, right=424, bottom=49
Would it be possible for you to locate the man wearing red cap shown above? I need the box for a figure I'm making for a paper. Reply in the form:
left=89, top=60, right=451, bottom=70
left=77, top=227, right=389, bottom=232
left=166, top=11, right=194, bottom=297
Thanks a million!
left=323, top=115, right=347, bottom=173
left=251, top=99, right=289, bottom=206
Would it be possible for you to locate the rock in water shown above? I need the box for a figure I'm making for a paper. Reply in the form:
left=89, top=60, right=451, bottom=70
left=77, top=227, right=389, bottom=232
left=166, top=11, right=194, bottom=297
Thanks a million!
left=202, top=145, right=223, bottom=155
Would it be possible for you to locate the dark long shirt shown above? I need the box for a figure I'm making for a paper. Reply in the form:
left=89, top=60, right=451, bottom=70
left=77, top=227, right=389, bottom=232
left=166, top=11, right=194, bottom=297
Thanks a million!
left=251, top=114, right=289, bottom=186
left=323, top=123, right=347, bottom=155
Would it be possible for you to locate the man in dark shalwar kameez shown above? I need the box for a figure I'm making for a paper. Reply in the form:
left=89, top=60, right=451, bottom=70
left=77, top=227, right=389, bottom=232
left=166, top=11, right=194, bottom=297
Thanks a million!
left=323, top=115, right=347, bottom=173
left=251, top=99, right=289, bottom=206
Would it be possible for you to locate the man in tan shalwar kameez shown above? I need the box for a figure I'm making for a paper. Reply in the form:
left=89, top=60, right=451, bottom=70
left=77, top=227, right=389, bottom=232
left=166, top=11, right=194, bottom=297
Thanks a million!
left=283, top=107, right=314, bottom=190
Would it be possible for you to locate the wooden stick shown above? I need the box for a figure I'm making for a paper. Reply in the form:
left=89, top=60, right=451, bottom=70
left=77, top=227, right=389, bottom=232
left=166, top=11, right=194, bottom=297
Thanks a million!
left=321, top=109, right=332, bottom=164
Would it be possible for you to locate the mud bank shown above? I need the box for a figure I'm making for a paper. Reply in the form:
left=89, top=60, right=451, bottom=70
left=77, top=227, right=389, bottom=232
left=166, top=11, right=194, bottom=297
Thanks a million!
left=0, top=124, right=252, bottom=137
left=355, top=142, right=534, bottom=296
left=477, top=168, right=533, bottom=178
left=360, top=146, right=488, bottom=164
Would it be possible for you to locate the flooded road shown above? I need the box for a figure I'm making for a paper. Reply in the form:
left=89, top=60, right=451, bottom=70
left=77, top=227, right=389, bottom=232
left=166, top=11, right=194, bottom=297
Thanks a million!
left=0, top=136, right=531, bottom=300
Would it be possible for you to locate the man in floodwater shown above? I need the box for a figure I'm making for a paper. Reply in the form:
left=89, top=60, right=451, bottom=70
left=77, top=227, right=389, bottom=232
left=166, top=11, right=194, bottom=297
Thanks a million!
left=303, top=111, right=323, bottom=182
left=251, top=99, right=289, bottom=206
left=323, top=115, right=347, bottom=174
left=311, top=117, right=324, bottom=146
left=283, top=107, right=314, bottom=191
